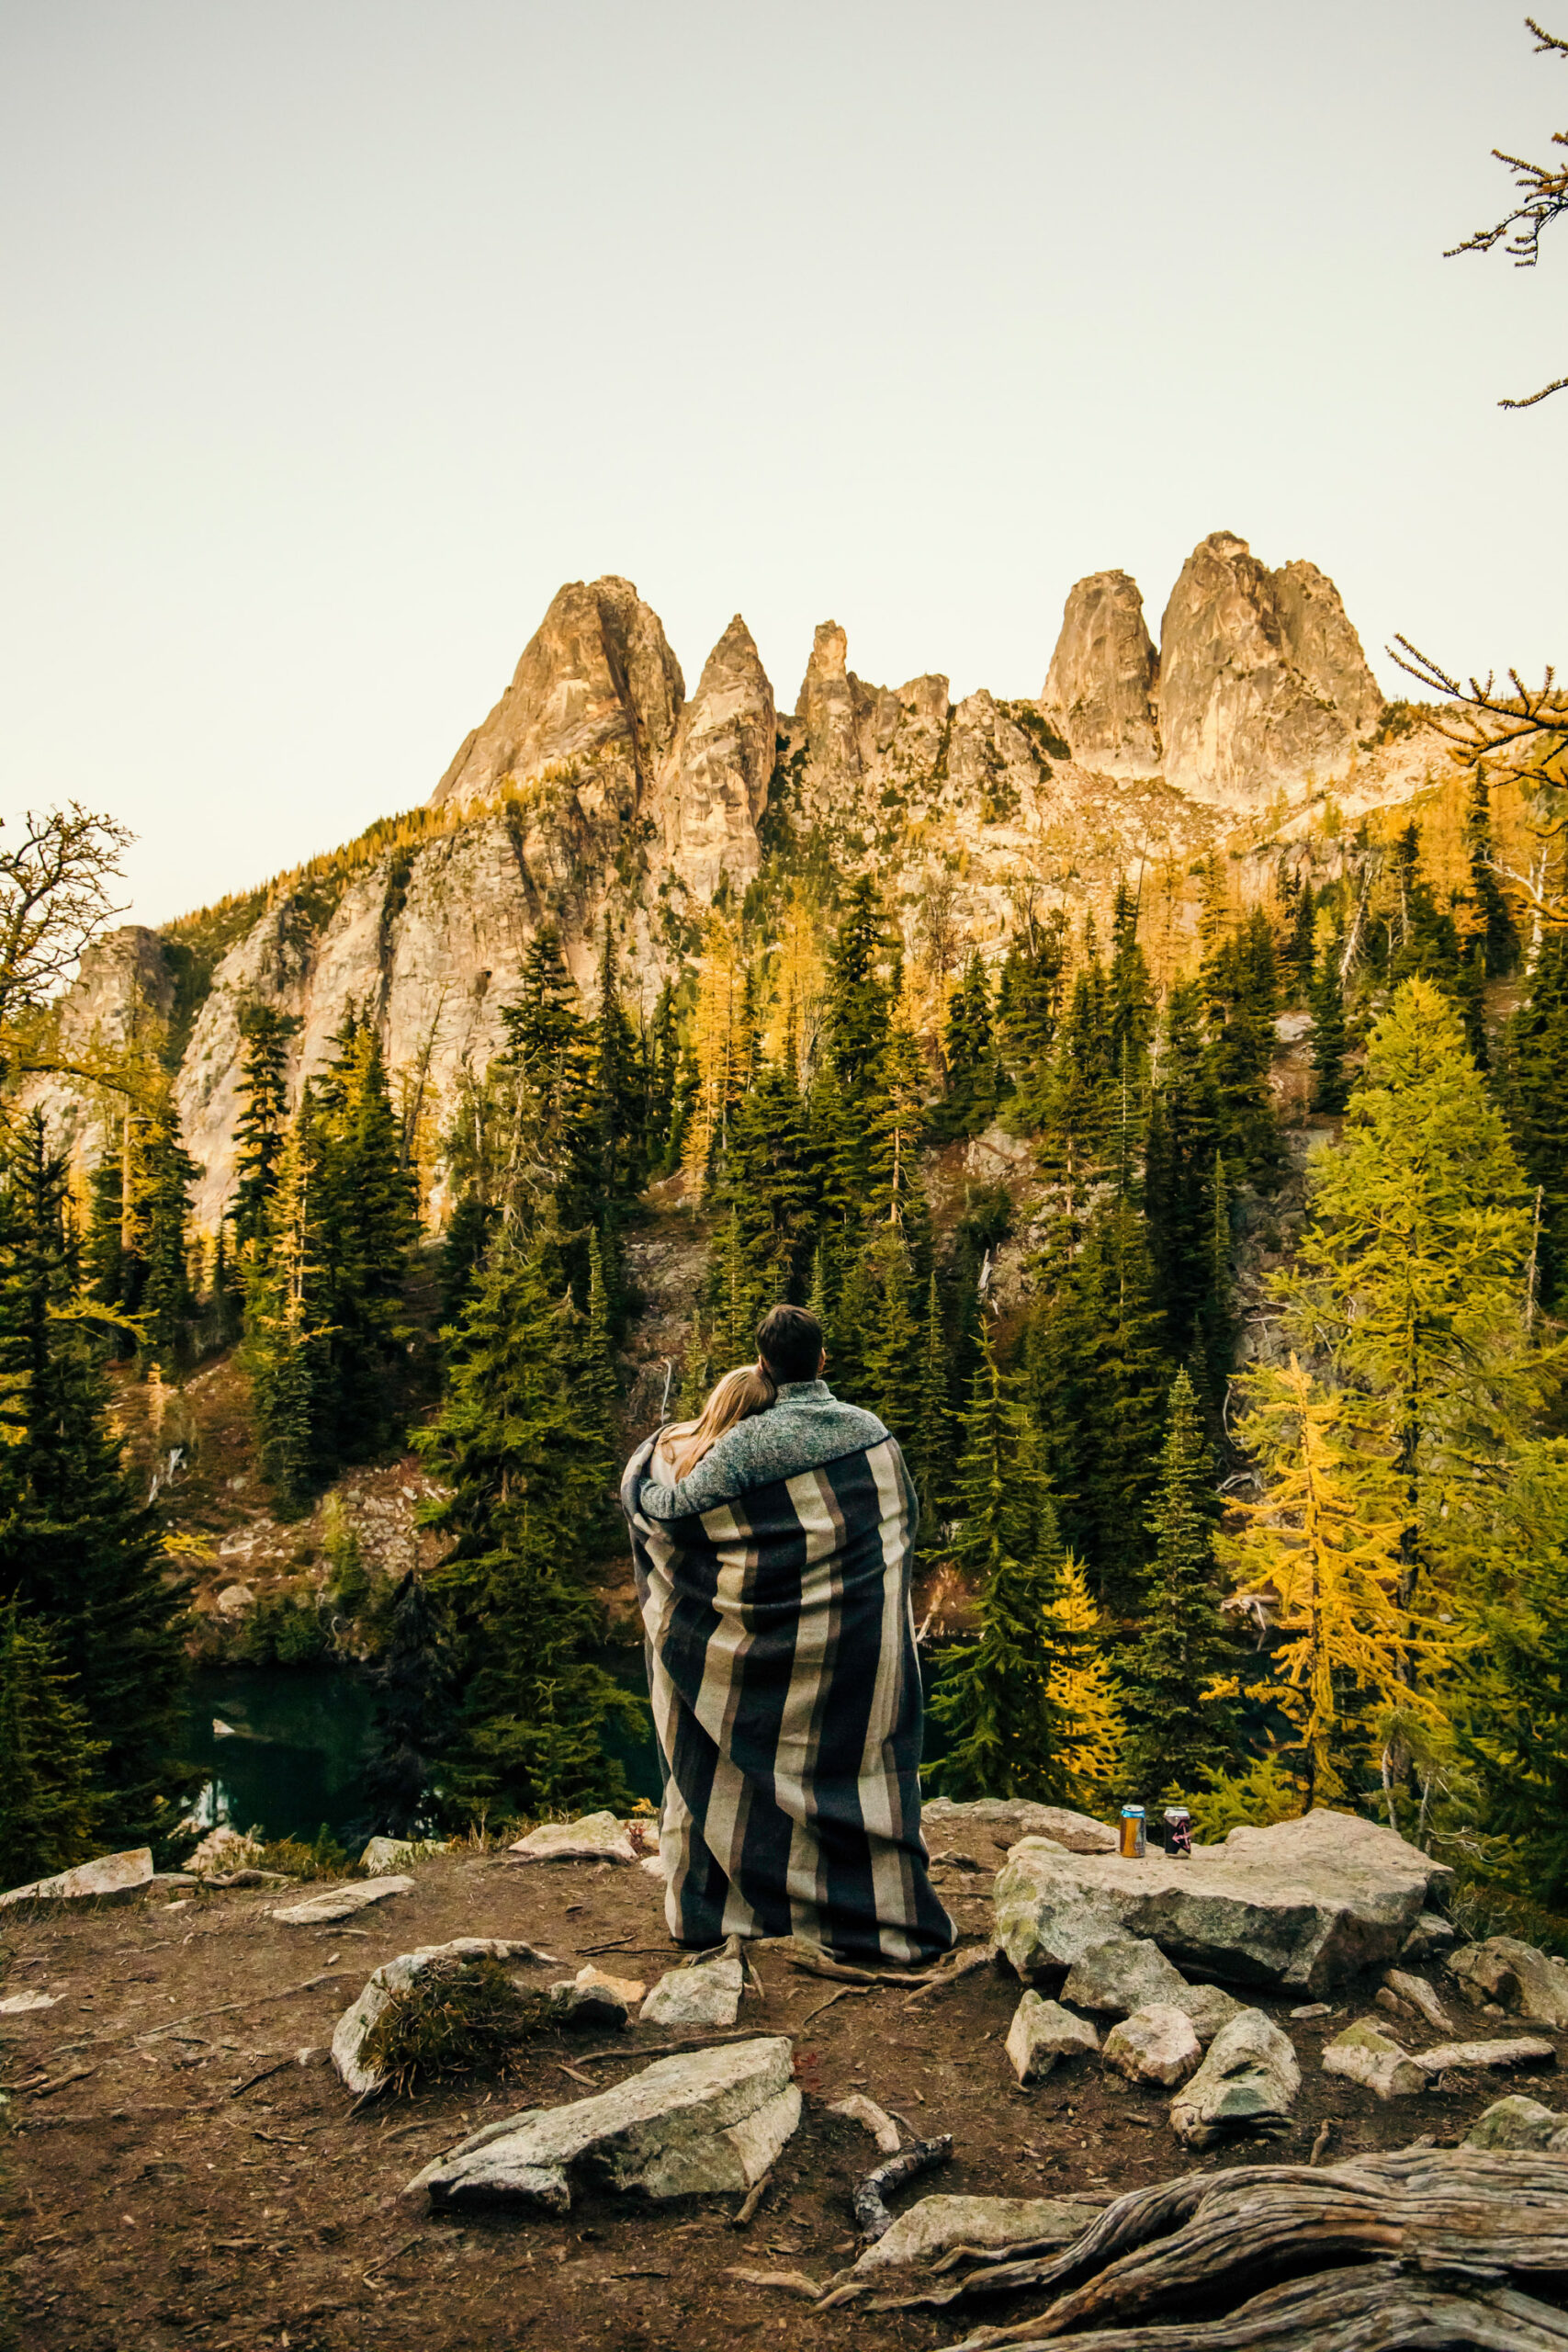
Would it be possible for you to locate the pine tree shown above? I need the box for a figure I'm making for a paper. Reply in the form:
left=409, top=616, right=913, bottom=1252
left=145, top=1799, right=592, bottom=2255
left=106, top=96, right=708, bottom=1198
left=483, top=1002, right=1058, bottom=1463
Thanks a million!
left=1220, top=1357, right=1436, bottom=1804
left=1309, top=935, right=1350, bottom=1114
left=1466, top=773, right=1520, bottom=979
left=242, top=1116, right=324, bottom=1511
left=1045, top=1555, right=1125, bottom=1811
left=1280, top=978, right=1546, bottom=1634
left=1000, top=905, right=1068, bottom=1132
left=360, top=1572, right=459, bottom=1840
left=937, top=951, right=998, bottom=1138
left=928, top=1325, right=1069, bottom=1801
left=1145, top=978, right=1223, bottom=1361
left=860, top=1225, right=925, bottom=1442
left=1066, top=1197, right=1170, bottom=1604
left=231, top=1005, right=301, bottom=1257
left=0, top=1114, right=187, bottom=1845
left=903, top=1268, right=953, bottom=1520
left=499, top=922, right=582, bottom=1137
left=1121, top=1369, right=1235, bottom=1797
left=134, top=1110, right=200, bottom=1367
left=0, top=1599, right=105, bottom=1884
left=1286, top=874, right=1317, bottom=1002
left=1202, top=909, right=1280, bottom=1180
left=1500, top=930, right=1568, bottom=1311
left=413, top=1230, right=640, bottom=1820
left=310, top=1010, right=418, bottom=1463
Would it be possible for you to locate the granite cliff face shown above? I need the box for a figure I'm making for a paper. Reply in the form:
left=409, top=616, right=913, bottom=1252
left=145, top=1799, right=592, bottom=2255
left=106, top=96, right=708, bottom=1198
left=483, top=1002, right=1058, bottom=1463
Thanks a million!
left=29, top=537, right=1413, bottom=1229
left=1042, top=571, right=1160, bottom=773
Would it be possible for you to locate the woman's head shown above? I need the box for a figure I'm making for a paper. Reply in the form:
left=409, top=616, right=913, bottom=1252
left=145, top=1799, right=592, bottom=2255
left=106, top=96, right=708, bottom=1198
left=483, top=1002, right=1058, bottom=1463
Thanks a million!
left=660, top=1363, right=776, bottom=1482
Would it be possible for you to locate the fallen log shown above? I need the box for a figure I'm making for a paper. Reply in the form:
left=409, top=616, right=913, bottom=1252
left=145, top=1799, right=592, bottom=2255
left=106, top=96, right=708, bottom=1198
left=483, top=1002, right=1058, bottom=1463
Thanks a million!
left=875, top=2150, right=1568, bottom=2344
left=933, top=2259, right=1568, bottom=2350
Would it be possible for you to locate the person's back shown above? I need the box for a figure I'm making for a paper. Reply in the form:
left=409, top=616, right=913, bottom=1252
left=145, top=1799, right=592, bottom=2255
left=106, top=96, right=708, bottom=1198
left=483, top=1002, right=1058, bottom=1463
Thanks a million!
left=621, top=1303, right=953, bottom=1967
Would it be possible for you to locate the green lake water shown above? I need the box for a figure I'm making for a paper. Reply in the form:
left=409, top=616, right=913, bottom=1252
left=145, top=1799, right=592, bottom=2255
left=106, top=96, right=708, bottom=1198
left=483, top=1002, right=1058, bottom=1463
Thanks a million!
left=183, top=1652, right=662, bottom=1843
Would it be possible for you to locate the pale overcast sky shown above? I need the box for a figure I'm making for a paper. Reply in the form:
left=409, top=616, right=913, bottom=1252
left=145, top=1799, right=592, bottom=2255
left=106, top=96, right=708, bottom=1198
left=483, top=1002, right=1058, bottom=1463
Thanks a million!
left=3, top=2, right=1563, bottom=926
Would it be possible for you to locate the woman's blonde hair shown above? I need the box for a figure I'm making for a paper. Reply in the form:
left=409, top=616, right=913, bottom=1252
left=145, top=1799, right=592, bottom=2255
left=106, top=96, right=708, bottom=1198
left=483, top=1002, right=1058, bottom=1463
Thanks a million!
left=660, top=1363, right=776, bottom=1482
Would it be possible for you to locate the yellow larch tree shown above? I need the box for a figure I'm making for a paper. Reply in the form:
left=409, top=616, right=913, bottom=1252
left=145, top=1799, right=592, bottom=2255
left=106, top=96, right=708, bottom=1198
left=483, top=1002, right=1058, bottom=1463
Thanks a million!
left=681, top=913, right=745, bottom=1199
left=1044, top=1552, right=1125, bottom=1809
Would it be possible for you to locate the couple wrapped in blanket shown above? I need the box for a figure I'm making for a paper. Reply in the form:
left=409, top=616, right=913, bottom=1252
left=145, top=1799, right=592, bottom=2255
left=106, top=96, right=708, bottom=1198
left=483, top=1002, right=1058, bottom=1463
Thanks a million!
left=619, top=1302, right=954, bottom=1966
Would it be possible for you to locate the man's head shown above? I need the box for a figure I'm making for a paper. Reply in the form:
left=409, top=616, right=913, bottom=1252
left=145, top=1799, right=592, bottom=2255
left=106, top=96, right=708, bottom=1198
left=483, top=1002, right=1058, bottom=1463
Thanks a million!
left=756, top=1303, right=825, bottom=1386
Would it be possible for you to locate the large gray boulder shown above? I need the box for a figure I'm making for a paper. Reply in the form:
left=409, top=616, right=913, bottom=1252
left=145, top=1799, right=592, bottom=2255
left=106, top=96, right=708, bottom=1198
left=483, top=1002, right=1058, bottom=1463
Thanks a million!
left=1169, top=2009, right=1300, bottom=2147
left=407, top=2037, right=799, bottom=2211
left=640, top=1951, right=743, bottom=2030
left=1005, top=1992, right=1099, bottom=2084
left=508, top=1811, right=637, bottom=1865
left=993, top=1808, right=1447, bottom=1995
left=1062, top=1937, right=1188, bottom=2016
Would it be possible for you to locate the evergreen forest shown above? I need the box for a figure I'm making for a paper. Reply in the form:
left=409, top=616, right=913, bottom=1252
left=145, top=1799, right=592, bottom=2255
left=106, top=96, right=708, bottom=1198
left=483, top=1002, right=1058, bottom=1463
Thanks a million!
left=4, top=759, right=1568, bottom=1951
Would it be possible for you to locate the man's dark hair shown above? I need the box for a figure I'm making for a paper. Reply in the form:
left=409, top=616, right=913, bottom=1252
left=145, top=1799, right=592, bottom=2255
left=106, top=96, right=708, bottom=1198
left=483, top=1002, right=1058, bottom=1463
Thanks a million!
left=756, top=1303, right=823, bottom=1385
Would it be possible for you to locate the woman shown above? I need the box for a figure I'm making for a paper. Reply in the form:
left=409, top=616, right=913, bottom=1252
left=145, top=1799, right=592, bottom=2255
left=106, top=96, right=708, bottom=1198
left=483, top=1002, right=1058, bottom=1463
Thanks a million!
left=650, top=1363, right=775, bottom=1486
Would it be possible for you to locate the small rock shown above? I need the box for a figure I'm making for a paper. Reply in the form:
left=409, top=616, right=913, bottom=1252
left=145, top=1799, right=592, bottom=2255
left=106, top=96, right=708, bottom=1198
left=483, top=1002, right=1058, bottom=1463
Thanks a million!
left=1483, top=2001, right=1506, bottom=2018
left=1465, top=2094, right=1568, bottom=2153
left=641, top=1954, right=743, bottom=2030
left=360, top=1836, right=428, bottom=1874
left=1382, top=1968, right=1450, bottom=2032
left=509, top=1812, right=637, bottom=1866
left=1103, top=2004, right=1201, bottom=2089
left=1291, top=2003, right=1332, bottom=2020
left=1448, top=1936, right=1568, bottom=2030
left=333, top=1937, right=556, bottom=2096
left=295, top=2046, right=329, bottom=2067
left=1061, top=1937, right=1188, bottom=2018
left=214, top=1583, right=254, bottom=1617
left=1004, top=1992, right=1099, bottom=2085
left=147, top=1872, right=195, bottom=1893
left=1170, top=2009, right=1301, bottom=2146
left=576, top=1963, right=647, bottom=2005
left=1375, top=1986, right=1420, bottom=2024
left=548, top=1979, right=632, bottom=2030
left=0, top=1990, right=58, bottom=2015
left=1401, top=1912, right=1456, bottom=1963
left=409, top=2036, right=799, bottom=2211
left=1173, top=1982, right=1247, bottom=2046
left=0, top=1846, right=153, bottom=1911
left=847, top=2193, right=1088, bottom=2276
left=275, top=1875, right=415, bottom=1927
left=1321, top=2021, right=1427, bottom=2101
left=828, top=2094, right=901, bottom=2154
left=1412, top=2036, right=1555, bottom=2077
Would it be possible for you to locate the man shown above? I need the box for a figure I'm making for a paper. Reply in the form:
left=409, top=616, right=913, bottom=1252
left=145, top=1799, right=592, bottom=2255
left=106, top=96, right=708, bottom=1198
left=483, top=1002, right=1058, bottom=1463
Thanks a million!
left=620, top=1303, right=954, bottom=1964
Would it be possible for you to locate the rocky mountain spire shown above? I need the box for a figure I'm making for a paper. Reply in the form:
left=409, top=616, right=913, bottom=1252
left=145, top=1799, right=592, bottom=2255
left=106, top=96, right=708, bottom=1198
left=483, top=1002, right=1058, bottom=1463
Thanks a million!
left=1042, top=570, right=1160, bottom=772
left=653, top=615, right=775, bottom=899
left=431, top=575, right=684, bottom=811
left=1157, top=532, right=1383, bottom=808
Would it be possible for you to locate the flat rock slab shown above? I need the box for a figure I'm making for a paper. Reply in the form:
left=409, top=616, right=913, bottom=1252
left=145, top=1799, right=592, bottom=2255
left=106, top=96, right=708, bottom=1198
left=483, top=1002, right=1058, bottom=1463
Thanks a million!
left=640, top=1954, right=743, bottom=2029
left=995, top=1807, right=1447, bottom=1995
left=1005, top=1992, right=1099, bottom=2084
left=0, top=1990, right=59, bottom=2014
left=1382, top=1968, right=1450, bottom=2031
left=508, top=1812, right=637, bottom=1865
left=922, top=1798, right=1116, bottom=1855
left=409, top=2036, right=800, bottom=2212
left=333, top=1937, right=556, bottom=2096
left=849, top=2192, right=1089, bottom=2276
left=1414, top=2036, right=1555, bottom=2076
left=1322, top=2020, right=1427, bottom=2101
left=1170, top=2008, right=1300, bottom=2147
left=1467, top=2095, right=1568, bottom=2153
left=275, top=1875, right=414, bottom=1927
left=0, top=1847, right=152, bottom=1909
left=1104, top=2004, right=1201, bottom=2088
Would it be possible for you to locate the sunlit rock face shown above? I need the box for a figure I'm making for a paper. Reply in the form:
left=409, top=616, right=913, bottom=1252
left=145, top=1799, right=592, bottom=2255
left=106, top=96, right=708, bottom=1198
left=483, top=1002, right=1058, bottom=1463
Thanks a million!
left=1157, top=531, right=1382, bottom=808
left=651, top=614, right=774, bottom=900
left=1042, top=569, right=1161, bottom=774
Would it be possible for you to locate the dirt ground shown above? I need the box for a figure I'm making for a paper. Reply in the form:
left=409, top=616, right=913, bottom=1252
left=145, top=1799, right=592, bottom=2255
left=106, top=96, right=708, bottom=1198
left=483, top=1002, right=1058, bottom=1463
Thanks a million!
left=6, top=1841, right=1564, bottom=2352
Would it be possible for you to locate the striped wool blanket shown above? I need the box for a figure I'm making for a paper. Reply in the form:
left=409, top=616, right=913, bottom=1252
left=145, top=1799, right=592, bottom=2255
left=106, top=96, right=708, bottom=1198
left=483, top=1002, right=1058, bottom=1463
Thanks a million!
left=620, top=1392, right=954, bottom=1965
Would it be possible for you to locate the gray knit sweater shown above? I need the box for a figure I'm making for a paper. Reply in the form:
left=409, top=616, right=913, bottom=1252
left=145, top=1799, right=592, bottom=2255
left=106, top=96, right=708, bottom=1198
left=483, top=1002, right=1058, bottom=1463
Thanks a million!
left=637, top=1380, right=890, bottom=1520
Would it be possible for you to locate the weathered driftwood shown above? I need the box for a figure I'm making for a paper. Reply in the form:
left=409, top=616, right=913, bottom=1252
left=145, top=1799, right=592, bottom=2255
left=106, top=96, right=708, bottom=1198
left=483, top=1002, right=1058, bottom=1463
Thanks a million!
left=934, top=2260, right=1568, bottom=2349
left=853, top=2135, right=953, bottom=2239
left=873, top=2149, right=1568, bottom=2344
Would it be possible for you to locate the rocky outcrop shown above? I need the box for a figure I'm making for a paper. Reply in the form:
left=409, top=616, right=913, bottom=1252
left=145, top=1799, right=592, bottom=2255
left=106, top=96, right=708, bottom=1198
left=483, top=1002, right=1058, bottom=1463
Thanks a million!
left=1157, top=532, right=1382, bottom=808
left=992, top=1808, right=1449, bottom=1995
left=431, top=575, right=683, bottom=813
left=1042, top=571, right=1160, bottom=772
left=652, top=615, right=774, bottom=899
